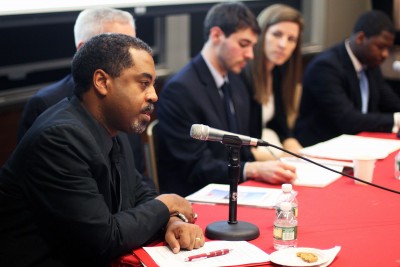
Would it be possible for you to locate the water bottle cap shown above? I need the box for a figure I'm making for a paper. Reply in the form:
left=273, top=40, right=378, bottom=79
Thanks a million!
left=280, top=202, right=292, bottom=211
left=282, top=183, right=292, bottom=192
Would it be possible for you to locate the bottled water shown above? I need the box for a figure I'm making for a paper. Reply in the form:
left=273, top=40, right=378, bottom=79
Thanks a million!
left=395, top=151, right=400, bottom=180
left=273, top=201, right=298, bottom=250
left=275, top=184, right=298, bottom=218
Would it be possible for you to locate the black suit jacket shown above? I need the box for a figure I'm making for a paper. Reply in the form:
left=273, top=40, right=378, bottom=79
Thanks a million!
left=0, top=97, right=168, bottom=267
left=17, top=74, right=151, bottom=188
left=157, top=54, right=254, bottom=196
left=295, top=42, right=400, bottom=146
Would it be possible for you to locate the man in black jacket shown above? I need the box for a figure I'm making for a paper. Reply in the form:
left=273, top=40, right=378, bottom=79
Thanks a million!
left=0, top=34, right=203, bottom=267
left=295, top=10, right=400, bottom=146
left=17, top=7, right=153, bottom=189
left=157, top=2, right=296, bottom=196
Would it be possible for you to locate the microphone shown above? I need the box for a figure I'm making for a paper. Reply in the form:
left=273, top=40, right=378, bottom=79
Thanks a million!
left=190, top=124, right=265, bottom=146
left=393, top=60, right=400, bottom=72
left=190, top=124, right=400, bottom=195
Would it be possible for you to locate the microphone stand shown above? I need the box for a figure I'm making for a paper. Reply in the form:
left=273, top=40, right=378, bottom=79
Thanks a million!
left=205, top=135, right=260, bottom=241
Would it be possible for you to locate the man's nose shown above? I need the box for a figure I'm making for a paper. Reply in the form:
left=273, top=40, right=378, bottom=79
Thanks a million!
left=147, top=86, right=158, bottom=103
left=245, top=47, right=254, bottom=59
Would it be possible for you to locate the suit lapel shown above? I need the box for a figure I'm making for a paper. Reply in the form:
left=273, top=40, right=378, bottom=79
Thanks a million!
left=192, top=55, right=230, bottom=130
left=340, top=44, right=363, bottom=110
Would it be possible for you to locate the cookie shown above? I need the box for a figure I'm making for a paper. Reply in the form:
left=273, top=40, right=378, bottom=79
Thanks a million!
left=296, top=252, right=318, bottom=263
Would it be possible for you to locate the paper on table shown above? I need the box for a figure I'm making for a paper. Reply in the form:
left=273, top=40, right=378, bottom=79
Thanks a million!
left=300, top=134, right=400, bottom=161
left=185, top=183, right=282, bottom=208
left=142, top=241, right=270, bottom=267
left=281, top=157, right=344, bottom=188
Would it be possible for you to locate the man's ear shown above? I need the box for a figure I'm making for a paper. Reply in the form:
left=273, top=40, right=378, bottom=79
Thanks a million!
left=93, top=69, right=109, bottom=96
left=354, top=31, right=366, bottom=45
left=209, top=26, right=225, bottom=44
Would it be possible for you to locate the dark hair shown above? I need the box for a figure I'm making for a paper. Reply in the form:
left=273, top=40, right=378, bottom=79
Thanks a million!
left=353, top=10, right=395, bottom=37
left=203, top=2, right=261, bottom=41
left=72, top=33, right=152, bottom=98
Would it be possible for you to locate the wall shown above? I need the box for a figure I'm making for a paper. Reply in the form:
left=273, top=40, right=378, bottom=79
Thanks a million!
left=303, top=0, right=370, bottom=50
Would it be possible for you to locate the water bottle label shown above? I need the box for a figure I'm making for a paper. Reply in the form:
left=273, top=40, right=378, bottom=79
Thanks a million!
left=276, top=207, right=298, bottom=218
left=273, top=225, right=297, bottom=241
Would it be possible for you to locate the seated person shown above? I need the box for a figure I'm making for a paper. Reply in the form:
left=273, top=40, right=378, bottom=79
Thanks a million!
left=295, top=10, right=400, bottom=146
left=157, top=2, right=296, bottom=197
left=0, top=34, right=203, bottom=267
left=242, top=4, right=304, bottom=161
left=17, top=7, right=152, bottom=188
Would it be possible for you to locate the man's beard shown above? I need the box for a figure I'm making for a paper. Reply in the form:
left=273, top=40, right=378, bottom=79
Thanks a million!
left=131, top=103, right=154, bottom=134
left=131, top=120, right=147, bottom=134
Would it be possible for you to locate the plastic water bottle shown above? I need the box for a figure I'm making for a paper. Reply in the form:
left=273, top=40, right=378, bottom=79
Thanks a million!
left=275, top=184, right=298, bottom=218
left=395, top=151, right=400, bottom=180
left=273, top=201, right=298, bottom=250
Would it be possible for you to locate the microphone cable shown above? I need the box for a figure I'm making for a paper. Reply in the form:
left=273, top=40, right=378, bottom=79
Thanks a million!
left=257, top=140, right=400, bottom=195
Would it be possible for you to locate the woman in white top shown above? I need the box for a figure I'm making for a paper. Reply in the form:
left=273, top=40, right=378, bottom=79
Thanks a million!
left=242, top=4, right=304, bottom=160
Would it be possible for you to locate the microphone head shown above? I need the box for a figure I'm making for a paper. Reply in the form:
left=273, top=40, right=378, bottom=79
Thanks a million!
left=393, top=60, right=400, bottom=72
left=190, top=124, right=209, bottom=140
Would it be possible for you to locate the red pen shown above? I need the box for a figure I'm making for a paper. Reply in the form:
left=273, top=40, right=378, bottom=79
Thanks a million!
left=184, top=248, right=232, bottom=262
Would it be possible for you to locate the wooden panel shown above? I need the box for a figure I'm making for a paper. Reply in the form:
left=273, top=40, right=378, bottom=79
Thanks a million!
left=0, top=107, right=21, bottom=165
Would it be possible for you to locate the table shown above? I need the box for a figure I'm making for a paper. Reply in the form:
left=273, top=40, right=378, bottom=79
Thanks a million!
left=115, top=132, right=400, bottom=267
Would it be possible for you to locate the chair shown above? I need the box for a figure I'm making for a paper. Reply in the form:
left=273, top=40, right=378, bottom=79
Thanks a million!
left=146, top=119, right=160, bottom=193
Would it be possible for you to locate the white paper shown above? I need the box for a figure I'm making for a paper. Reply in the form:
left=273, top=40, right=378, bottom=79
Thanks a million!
left=185, top=183, right=282, bottom=208
left=281, top=157, right=344, bottom=188
left=143, top=241, right=270, bottom=267
left=300, top=134, right=400, bottom=161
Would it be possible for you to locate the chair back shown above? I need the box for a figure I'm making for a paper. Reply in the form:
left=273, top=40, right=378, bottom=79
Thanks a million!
left=146, top=119, right=159, bottom=193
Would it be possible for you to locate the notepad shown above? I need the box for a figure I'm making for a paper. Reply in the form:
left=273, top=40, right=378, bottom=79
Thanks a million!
left=281, top=157, right=344, bottom=188
left=185, top=183, right=282, bottom=208
left=300, top=134, right=400, bottom=161
left=141, top=241, right=270, bottom=267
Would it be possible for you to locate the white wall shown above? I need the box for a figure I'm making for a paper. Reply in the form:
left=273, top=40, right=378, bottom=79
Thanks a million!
left=303, top=0, right=371, bottom=49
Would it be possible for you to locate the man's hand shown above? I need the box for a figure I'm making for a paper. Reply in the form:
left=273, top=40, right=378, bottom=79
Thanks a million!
left=156, top=194, right=197, bottom=223
left=245, top=160, right=296, bottom=184
left=164, top=218, right=205, bottom=253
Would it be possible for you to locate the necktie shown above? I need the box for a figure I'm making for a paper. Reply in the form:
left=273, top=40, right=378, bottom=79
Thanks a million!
left=110, top=138, right=121, bottom=212
left=359, top=69, right=369, bottom=114
left=221, top=82, right=238, bottom=132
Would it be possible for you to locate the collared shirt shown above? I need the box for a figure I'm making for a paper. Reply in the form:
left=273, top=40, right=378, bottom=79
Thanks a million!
left=201, top=52, right=228, bottom=91
left=345, top=39, right=369, bottom=113
left=201, top=53, right=236, bottom=113
left=345, top=39, right=364, bottom=77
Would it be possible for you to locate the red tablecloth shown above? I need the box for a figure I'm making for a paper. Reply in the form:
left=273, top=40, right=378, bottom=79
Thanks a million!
left=116, top=132, right=400, bottom=267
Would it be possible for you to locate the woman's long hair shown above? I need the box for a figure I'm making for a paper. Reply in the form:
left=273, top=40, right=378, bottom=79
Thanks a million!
left=244, top=4, right=303, bottom=115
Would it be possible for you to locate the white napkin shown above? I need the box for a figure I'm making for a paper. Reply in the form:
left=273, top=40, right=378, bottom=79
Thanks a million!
left=319, top=246, right=341, bottom=267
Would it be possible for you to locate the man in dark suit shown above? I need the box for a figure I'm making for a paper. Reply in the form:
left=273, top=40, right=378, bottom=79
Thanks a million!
left=157, top=2, right=296, bottom=196
left=0, top=34, right=203, bottom=267
left=17, top=7, right=150, bottom=187
left=295, top=10, right=400, bottom=147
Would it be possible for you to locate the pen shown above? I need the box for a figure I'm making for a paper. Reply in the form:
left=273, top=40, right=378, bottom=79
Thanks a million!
left=184, top=248, right=232, bottom=262
left=267, top=147, right=282, bottom=162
